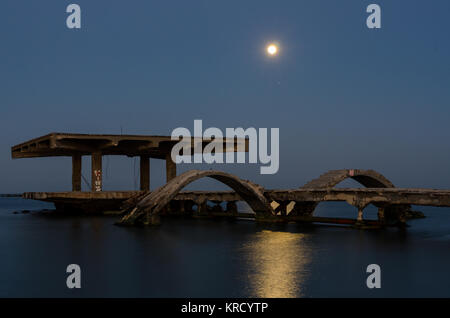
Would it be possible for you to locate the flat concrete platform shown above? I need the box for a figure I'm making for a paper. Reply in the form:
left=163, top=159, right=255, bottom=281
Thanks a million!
left=12, top=132, right=248, bottom=159
left=23, top=191, right=243, bottom=203
left=23, top=190, right=244, bottom=213
left=23, top=191, right=143, bottom=213
left=23, top=191, right=143, bottom=201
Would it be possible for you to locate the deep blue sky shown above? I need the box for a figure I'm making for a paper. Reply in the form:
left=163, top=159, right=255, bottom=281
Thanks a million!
left=1, top=0, right=449, bottom=192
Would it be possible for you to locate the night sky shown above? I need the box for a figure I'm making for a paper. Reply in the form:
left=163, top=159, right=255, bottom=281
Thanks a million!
left=1, top=0, right=449, bottom=193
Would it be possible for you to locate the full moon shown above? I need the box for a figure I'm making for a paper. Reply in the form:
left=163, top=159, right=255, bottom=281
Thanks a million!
left=267, top=44, right=278, bottom=56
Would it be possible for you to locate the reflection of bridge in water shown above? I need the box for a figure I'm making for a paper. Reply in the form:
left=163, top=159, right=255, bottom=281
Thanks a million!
left=116, top=169, right=450, bottom=229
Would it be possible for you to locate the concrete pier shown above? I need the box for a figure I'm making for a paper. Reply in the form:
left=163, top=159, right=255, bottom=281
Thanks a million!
left=140, top=155, right=150, bottom=191
left=91, top=152, right=102, bottom=192
left=72, top=154, right=81, bottom=191
left=165, top=154, right=176, bottom=182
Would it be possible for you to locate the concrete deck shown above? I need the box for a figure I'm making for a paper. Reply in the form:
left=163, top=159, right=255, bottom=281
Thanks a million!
left=24, top=187, right=450, bottom=212
left=12, top=132, right=248, bottom=159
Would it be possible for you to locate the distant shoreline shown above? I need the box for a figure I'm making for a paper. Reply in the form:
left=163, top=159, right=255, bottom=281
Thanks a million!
left=0, top=194, right=22, bottom=198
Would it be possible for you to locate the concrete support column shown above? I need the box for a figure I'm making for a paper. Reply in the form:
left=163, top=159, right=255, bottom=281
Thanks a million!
left=197, top=200, right=208, bottom=216
left=165, top=153, right=176, bottom=182
left=398, top=212, right=407, bottom=227
left=183, top=200, right=195, bottom=214
left=140, top=155, right=150, bottom=191
left=290, top=201, right=317, bottom=217
left=144, top=213, right=161, bottom=226
left=91, top=152, right=102, bottom=192
left=278, top=201, right=289, bottom=216
left=226, top=201, right=238, bottom=214
left=357, top=207, right=364, bottom=222
left=179, top=200, right=185, bottom=213
left=72, top=154, right=82, bottom=191
left=377, top=207, right=385, bottom=223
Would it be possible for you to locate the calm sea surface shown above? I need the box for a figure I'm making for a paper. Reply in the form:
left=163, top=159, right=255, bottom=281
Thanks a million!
left=1, top=197, right=450, bottom=298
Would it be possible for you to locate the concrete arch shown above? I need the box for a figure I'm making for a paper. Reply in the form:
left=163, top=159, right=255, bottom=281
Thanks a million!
left=288, top=169, right=402, bottom=217
left=301, top=169, right=395, bottom=189
left=118, top=170, right=273, bottom=225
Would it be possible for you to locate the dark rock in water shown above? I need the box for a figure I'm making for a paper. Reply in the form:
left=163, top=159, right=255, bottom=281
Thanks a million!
left=405, top=210, right=425, bottom=219
left=21, top=210, right=30, bottom=214
left=12, top=211, right=19, bottom=214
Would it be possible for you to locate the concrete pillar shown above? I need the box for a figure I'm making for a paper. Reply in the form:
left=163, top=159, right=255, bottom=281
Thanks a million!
left=398, top=212, right=407, bottom=227
left=226, top=201, right=238, bottom=213
left=211, top=202, right=223, bottom=213
left=278, top=201, right=289, bottom=216
left=197, top=200, right=208, bottom=215
left=140, top=155, right=150, bottom=191
left=183, top=200, right=195, bottom=214
left=357, top=207, right=364, bottom=222
left=91, top=152, right=102, bottom=192
left=179, top=200, right=185, bottom=213
left=165, top=154, right=176, bottom=182
left=72, top=154, right=82, bottom=191
left=377, top=207, right=385, bottom=223
left=144, top=213, right=161, bottom=226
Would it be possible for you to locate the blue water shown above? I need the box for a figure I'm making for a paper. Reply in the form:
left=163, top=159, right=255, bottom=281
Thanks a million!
left=1, top=198, right=450, bottom=298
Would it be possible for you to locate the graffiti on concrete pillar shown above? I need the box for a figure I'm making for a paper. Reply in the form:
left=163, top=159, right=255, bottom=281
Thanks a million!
left=94, top=170, right=102, bottom=192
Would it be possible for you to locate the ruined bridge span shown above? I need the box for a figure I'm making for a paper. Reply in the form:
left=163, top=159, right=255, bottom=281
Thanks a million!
left=167, top=188, right=450, bottom=207
left=15, top=134, right=436, bottom=228
left=117, top=169, right=450, bottom=227
left=119, top=170, right=272, bottom=225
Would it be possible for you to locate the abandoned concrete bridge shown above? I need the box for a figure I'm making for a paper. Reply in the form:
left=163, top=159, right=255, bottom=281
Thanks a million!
left=13, top=133, right=450, bottom=228
left=21, top=167, right=450, bottom=228
left=114, top=169, right=450, bottom=228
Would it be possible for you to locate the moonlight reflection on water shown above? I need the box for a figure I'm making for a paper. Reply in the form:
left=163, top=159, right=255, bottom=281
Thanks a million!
left=242, top=230, right=311, bottom=298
